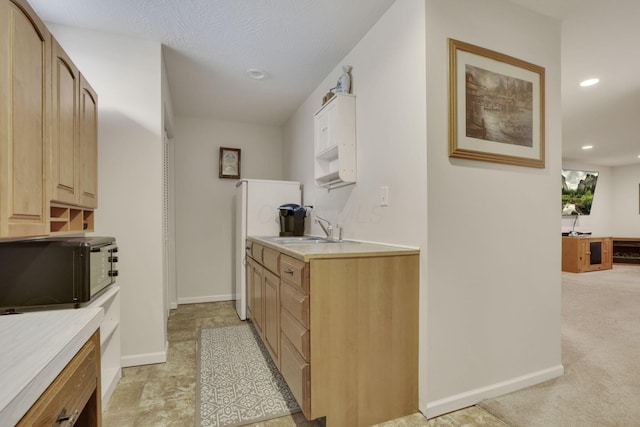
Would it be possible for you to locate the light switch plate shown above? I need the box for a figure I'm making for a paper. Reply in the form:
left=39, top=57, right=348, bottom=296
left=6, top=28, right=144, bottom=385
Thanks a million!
left=380, top=186, right=389, bottom=207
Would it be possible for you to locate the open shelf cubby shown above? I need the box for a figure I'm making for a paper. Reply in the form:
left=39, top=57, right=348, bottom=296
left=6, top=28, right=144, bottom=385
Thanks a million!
left=613, top=238, right=640, bottom=264
left=50, top=204, right=94, bottom=234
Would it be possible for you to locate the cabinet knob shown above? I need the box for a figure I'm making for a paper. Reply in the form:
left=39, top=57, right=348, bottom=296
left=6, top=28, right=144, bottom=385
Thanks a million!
left=283, top=268, right=294, bottom=275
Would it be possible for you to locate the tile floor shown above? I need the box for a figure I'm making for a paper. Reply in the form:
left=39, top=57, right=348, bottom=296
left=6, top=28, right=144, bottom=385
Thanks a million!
left=102, top=301, right=507, bottom=427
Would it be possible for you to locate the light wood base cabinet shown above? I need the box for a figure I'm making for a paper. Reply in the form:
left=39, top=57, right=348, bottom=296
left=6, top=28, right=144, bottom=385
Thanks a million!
left=308, top=255, right=419, bottom=426
left=18, top=331, right=101, bottom=427
left=246, top=239, right=419, bottom=427
left=562, top=236, right=612, bottom=273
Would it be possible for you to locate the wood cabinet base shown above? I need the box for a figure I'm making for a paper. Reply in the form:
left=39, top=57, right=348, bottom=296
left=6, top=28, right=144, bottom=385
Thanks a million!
left=309, top=255, right=419, bottom=426
left=562, top=236, right=612, bottom=273
left=18, top=331, right=101, bottom=427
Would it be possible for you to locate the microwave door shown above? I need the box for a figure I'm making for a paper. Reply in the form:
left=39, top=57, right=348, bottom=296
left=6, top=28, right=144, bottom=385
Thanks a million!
left=90, top=244, right=117, bottom=297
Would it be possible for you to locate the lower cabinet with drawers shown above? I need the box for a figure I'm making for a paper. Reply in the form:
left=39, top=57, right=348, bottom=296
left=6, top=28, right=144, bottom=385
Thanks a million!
left=246, top=238, right=419, bottom=427
left=17, top=330, right=101, bottom=427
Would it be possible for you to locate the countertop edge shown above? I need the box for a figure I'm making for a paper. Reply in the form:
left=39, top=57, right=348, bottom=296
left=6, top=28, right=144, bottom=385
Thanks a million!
left=0, top=307, right=104, bottom=426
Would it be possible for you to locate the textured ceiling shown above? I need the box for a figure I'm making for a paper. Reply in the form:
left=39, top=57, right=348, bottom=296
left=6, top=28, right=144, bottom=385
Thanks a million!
left=29, top=0, right=396, bottom=126
left=28, top=0, right=640, bottom=166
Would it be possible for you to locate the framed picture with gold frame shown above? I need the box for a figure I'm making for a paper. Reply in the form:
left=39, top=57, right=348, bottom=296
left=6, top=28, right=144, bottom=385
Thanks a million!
left=219, top=147, right=241, bottom=179
left=448, top=39, right=545, bottom=168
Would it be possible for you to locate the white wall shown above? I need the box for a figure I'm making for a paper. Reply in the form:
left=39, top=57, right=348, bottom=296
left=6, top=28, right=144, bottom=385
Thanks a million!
left=47, top=25, right=167, bottom=366
left=285, top=0, right=563, bottom=417
left=611, top=164, right=640, bottom=236
left=173, top=117, right=285, bottom=302
left=425, top=0, right=563, bottom=416
left=561, top=160, right=613, bottom=235
left=284, top=0, right=427, bottom=246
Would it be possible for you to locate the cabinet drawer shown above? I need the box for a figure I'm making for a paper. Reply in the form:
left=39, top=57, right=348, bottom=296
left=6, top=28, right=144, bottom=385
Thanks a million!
left=280, top=306, right=310, bottom=360
left=262, top=247, right=280, bottom=275
left=280, top=281, right=309, bottom=329
left=251, top=243, right=264, bottom=262
left=280, top=255, right=308, bottom=293
left=18, top=332, right=99, bottom=426
left=280, top=334, right=310, bottom=417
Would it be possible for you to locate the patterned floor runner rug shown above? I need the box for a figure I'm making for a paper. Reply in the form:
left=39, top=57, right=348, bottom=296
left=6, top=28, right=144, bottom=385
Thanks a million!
left=196, top=323, right=300, bottom=427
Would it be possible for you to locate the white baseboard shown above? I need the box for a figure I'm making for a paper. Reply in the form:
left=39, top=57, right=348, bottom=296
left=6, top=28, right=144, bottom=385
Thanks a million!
left=424, top=364, right=564, bottom=418
left=102, top=368, right=121, bottom=405
left=120, top=346, right=168, bottom=368
left=177, top=294, right=234, bottom=305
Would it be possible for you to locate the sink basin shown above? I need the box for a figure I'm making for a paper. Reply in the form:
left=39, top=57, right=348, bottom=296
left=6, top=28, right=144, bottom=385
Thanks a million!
left=263, top=236, right=347, bottom=244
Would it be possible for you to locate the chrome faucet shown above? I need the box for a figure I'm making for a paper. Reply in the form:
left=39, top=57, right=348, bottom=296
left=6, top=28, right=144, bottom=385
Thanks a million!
left=315, top=215, right=344, bottom=241
left=315, top=215, right=333, bottom=239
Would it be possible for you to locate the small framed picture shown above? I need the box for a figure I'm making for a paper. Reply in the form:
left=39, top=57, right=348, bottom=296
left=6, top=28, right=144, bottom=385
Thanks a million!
left=219, top=147, right=241, bottom=179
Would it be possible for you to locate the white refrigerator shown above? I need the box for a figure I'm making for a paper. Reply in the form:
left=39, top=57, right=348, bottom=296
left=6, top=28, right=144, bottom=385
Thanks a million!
left=234, top=179, right=301, bottom=320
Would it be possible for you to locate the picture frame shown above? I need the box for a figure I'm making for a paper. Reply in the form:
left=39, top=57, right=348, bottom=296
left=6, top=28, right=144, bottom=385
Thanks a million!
left=448, top=39, right=545, bottom=168
left=219, top=147, right=241, bottom=179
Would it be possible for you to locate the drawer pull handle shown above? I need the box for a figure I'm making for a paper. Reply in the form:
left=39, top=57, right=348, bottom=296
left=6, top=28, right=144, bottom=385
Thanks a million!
left=56, top=408, right=79, bottom=427
left=284, top=268, right=294, bottom=275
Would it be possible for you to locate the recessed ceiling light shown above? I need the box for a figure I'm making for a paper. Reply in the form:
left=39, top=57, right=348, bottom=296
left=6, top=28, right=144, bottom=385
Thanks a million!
left=580, top=78, right=599, bottom=87
left=246, top=68, right=266, bottom=80
left=582, top=145, right=593, bottom=150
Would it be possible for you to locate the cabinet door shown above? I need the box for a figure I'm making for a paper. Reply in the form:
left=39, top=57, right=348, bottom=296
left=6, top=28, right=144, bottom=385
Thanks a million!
left=263, top=269, right=280, bottom=366
left=51, top=37, right=80, bottom=205
left=0, top=0, right=50, bottom=238
left=602, top=238, right=613, bottom=268
left=246, top=257, right=255, bottom=319
left=584, top=238, right=612, bottom=272
left=78, top=75, right=98, bottom=208
left=252, top=262, right=264, bottom=335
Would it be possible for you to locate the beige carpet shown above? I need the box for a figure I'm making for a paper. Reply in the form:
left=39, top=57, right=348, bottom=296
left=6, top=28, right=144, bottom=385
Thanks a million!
left=196, top=324, right=300, bottom=427
left=479, top=265, right=640, bottom=426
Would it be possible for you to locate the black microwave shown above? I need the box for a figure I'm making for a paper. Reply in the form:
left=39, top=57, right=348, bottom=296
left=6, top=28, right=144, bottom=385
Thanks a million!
left=0, top=236, right=118, bottom=312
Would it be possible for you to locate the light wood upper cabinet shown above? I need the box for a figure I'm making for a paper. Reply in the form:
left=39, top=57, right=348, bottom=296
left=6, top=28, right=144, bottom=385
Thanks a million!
left=0, top=0, right=50, bottom=238
left=51, top=38, right=98, bottom=209
left=51, top=37, right=80, bottom=205
left=1, top=1, right=99, bottom=240
left=78, top=75, right=98, bottom=208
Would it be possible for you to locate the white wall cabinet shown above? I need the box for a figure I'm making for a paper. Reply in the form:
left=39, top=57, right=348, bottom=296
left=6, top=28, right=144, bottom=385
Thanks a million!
left=313, top=93, right=356, bottom=189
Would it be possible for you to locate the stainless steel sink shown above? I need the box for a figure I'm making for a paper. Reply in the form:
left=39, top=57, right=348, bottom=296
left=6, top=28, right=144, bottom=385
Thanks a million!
left=263, top=236, right=347, bottom=244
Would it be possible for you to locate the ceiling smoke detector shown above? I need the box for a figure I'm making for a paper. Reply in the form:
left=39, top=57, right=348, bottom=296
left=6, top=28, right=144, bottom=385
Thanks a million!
left=246, top=68, right=266, bottom=80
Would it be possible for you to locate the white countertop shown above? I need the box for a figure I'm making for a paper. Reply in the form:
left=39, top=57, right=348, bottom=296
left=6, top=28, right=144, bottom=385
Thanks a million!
left=249, top=236, right=419, bottom=262
left=0, top=307, right=104, bottom=426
